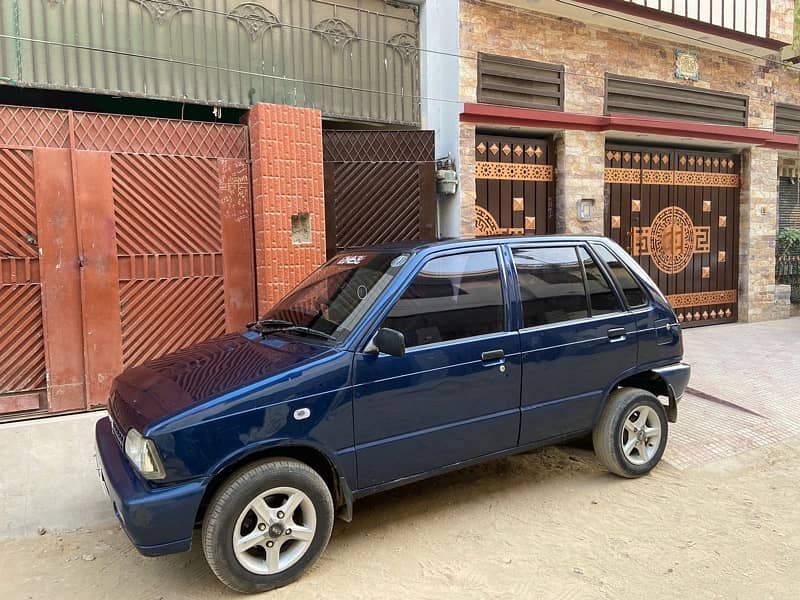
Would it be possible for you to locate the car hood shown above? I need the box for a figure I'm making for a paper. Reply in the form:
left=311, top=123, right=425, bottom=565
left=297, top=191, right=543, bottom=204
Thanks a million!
left=109, top=332, right=331, bottom=434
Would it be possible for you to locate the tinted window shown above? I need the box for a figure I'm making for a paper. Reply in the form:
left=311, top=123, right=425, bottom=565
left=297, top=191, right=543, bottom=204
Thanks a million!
left=513, top=247, right=589, bottom=327
left=591, top=244, right=648, bottom=307
left=578, top=248, right=622, bottom=316
left=383, top=251, right=504, bottom=347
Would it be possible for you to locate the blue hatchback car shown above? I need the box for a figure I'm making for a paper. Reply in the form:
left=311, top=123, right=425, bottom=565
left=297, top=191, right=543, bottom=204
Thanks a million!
left=95, top=236, right=689, bottom=593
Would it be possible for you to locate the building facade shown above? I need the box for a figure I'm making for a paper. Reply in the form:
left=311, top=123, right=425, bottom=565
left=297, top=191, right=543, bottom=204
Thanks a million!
left=0, top=0, right=799, bottom=422
left=0, top=0, right=435, bottom=420
left=444, top=0, right=800, bottom=327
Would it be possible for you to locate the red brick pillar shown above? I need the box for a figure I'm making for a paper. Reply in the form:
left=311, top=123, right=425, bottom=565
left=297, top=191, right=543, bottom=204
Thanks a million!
left=248, top=103, right=326, bottom=315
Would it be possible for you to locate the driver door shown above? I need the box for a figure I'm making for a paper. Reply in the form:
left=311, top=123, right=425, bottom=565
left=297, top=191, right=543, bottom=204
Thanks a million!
left=352, top=248, right=522, bottom=489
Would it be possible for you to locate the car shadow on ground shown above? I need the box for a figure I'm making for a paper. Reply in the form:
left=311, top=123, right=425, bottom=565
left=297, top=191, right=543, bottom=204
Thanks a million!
left=129, top=443, right=605, bottom=596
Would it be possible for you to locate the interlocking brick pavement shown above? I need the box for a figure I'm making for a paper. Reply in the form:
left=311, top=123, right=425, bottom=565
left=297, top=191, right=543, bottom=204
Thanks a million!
left=663, top=317, right=800, bottom=469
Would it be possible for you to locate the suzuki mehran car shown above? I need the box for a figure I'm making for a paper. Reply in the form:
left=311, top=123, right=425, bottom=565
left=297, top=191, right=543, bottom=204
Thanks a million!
left=95, top=236, right=689, bottom=593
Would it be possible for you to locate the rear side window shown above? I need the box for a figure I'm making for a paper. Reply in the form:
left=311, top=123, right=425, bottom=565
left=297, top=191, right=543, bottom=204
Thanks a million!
left=578, top=248, right=622, bottom=316
left=512, top=247, right=588, bottom=327
left=591, top=244, right=648, bottom=308
left=383, top=251, right=504, bottom=347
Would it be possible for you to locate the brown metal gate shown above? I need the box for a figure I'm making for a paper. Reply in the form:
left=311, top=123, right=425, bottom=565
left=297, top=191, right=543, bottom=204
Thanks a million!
left=322, top=131, right=435, bottom=257
left=0, top=105, right=255, bottom=419
left=604, top=145, right=740, bottom=327
left=0, top=148, right=46, bottom=414
left=474, top=134, right=555, bottom=236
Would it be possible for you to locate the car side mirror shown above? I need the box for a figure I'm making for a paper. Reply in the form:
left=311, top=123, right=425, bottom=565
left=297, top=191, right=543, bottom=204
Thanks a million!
left=365, top=328, right=406, bottom=357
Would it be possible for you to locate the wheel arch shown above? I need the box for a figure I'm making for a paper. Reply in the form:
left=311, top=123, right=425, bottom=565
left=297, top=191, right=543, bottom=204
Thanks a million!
left=195, top=443, right=353, bottom=528
left=606, top=369, right=679, bottom=423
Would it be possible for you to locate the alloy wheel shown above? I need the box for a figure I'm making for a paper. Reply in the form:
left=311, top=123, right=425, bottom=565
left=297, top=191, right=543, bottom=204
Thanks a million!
left=232, top=486, right=317, bottom=575
left=620, top=405, right=662, bottom=465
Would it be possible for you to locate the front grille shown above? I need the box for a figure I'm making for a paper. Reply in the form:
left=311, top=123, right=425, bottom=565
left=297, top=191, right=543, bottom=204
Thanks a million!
left=110, top=417, right=125, bottom=448
left=108, top=392, right=126, bottom=448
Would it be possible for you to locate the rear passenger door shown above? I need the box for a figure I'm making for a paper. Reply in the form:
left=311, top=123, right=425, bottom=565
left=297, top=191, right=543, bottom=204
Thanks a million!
left=512, top=244, right=638, bottom=445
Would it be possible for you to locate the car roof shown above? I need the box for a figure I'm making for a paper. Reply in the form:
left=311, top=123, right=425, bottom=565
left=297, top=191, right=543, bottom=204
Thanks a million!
left=340, top=235, right=615, bottom=253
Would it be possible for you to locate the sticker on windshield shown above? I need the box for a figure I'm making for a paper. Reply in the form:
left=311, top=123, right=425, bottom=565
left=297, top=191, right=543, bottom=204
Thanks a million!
left=390, top=255, right=408, bottom=268
left=338, top=255, right=366, bottom=265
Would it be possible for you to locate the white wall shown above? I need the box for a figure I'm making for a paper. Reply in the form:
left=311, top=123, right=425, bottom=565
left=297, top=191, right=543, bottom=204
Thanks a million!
left=419, top=0, right=463, bottom=238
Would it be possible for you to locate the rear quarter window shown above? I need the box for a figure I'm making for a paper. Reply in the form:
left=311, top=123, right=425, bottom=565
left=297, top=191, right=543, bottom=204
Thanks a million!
left=591, top=244, right=648, bottom=308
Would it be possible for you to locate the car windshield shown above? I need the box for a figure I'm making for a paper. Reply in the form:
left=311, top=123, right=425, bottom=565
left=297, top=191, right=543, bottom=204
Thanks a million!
left=260, top=251, right=411, bottom=343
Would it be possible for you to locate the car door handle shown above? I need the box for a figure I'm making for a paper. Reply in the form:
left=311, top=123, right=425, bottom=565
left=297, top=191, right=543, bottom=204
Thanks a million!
left=607, top=327, right=627, bottom=342
left=481, top=349, right=505, bottom=362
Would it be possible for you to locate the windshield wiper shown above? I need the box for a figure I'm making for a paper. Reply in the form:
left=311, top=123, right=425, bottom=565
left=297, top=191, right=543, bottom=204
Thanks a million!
left=275, top=326, right=336, bottom=342
left=246, top=318, right=294, bottom=332
left=247, top=319, right=335, bottom=342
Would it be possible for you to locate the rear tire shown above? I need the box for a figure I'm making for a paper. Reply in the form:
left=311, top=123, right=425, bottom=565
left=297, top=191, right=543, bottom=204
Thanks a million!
left=202, top=458, right=334, bottom=594
left=593, top=388, right=668, bottom=478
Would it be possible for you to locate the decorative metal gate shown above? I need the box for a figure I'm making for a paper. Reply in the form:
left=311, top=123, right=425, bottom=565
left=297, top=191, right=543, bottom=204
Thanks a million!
left=323, top=131, right=436, bottom=257
left=0, top=105, right=255, bottom=419
left=474, top=134, right=555, bottom=236
left=604, top=145, right=740, bottom=327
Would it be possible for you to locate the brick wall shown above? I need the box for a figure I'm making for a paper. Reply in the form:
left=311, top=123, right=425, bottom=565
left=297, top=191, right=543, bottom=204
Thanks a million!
left=740, top=147, right=791, bottom=321
left=248, top=103, right=326, bottom=315
left=770, top=0, right=797, bottom=46
left=459, top=0, right=800, bottom=127
left=555, top=131, right=607, bottom=235
left=456, top=0, right=798, bottom=321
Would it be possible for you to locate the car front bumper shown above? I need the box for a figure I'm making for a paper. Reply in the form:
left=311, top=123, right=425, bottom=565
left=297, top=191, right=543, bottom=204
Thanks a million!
left=94, top=416, right=206, bottom=556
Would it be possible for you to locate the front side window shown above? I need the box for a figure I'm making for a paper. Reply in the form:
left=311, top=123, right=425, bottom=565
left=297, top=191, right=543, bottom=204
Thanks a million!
left=264, top=251, right=410, bottom=342
left=383, top=251, right=505, bottom=347
left=513, top=247, right=589, bottom=327
left=578, top=247, right=623, bottom=316
left=591, top=243, right=648, bottom=308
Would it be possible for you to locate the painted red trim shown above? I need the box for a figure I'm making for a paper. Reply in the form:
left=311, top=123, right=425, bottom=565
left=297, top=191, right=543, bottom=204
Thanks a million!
left=575, top=0, right=786, bottom=52
left=461, top=103, right=800, bottom=150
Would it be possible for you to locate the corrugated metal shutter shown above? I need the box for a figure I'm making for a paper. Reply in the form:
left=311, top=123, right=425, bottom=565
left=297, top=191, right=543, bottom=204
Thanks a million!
left=775, top=104, right=800, bottom=134
left=606, top=74, right=748, bottom=127
left=478, top=54, right=564, bottom=111
left=779, top=177, right=800, bottom=233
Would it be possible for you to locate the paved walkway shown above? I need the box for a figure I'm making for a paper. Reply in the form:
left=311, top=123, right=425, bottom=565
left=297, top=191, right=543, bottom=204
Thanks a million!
left=663, top=317, right=800, bottom=469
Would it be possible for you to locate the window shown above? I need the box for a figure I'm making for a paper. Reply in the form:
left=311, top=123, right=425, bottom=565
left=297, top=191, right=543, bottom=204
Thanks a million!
left=264, top=251, right=410, bottom=342
left=578, top=248, right=622, bottom=316
left=513, top=247, right=589, bottom=327
left=383, top=251, right=504, bottom=347
left=591, top=244, right=648, bottom=308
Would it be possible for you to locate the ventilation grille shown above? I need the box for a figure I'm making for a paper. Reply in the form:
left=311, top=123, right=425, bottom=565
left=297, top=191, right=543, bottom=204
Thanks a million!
left=478, top=54, right=564, bottom=112
left=775, top=104, right=800, bottom=135
left=606, top=74, right=748, bottom=127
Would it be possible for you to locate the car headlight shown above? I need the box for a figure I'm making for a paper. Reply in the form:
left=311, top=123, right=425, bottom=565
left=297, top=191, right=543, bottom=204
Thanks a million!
left=124, top=428, right=166, bottom=480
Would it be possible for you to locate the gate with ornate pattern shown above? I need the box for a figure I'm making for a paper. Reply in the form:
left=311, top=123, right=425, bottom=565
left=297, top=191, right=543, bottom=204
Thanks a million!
left=604, top=145, right=740, bottom=327
left=474, top=134, right=555, bottom=237
left=0, top=105, right=255, bottom=419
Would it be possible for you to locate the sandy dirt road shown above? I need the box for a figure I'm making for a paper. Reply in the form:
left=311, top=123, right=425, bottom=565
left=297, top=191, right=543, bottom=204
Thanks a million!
left=2, top=434, right=798, bottom=600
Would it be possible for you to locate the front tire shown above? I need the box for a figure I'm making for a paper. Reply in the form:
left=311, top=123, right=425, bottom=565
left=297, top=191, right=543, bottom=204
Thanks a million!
left=202, top=458, right=334, bottom=594
left=593, top=388, right=668, bottom=478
